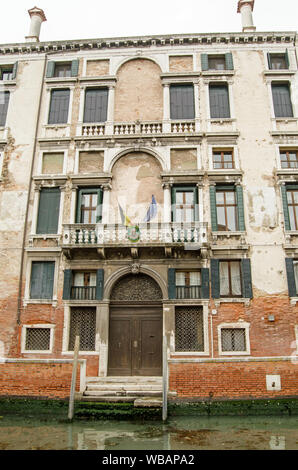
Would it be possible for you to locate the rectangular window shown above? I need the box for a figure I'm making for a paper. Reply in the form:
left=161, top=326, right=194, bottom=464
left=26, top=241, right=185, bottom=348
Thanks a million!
left=170, top=84, right=195, bottom=120
left=30, top=261, right=55, bottom=300
left=76, top=188, right=103, bottom=224
left=272, top=84, right=293, bottom=118
left=209, top=84, right=230, bottom=119
left=71, top=272, right=97, bottom=300
left=268, top=53, right=289, bottom=70
left=208, top=55, right=226, bottom=71
left=280, top=150, right=298, bottom=169
left=68, top=307, right=96, bottom=351
left=25, top=328, right=51, bottom=351
left=221, top=328, right=246, bottom=352
left=83, top=88, right=108, bottom=123
left=216, top=188, right=238, bottom=231
left=54, top=63, right=72, bottom=78
left=0, top=91, right=10, bottom=126
left=172, top=186, right=197, bottom=223
left=219, top=261, right=242, bottom=297
left=48, top=89, right=70, bottom=124
left=176, top=271, right=201, bottom=299
left=1, top=68, right=13, bottom=81
left=213, top=150, right=234, bottom=169
left=42, top=152, right=64, bottom=174
left=175, top=306, right=204, bottom=352
left=287, top=189, right=298, bottom=230
left=36, top=187, right=61, bottom=234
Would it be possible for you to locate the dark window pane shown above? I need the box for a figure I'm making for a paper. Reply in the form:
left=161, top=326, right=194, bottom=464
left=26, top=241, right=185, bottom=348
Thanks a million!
left=0, top=91, right=10, bottom=126
left=272, top=84, right=293, bottom=118
left=30, top=261, right=55, bottom=299
left=54, top=63, right=72, bottom=78
left=170, top=85, right=195, bottom=120
left=221, top=328, right=246, bottom=351
left=209, top=85, right=230, bottom=118
left=48, top=89, right=70, bottom=124
left=208, top=56, right=225, bottom=70
left=68, top=307, right=96, bottom=351
left=25, top=328, right=51, bottom=351
left=83, top=88, right=108, bottom=123
left=270, top=54, right=287, bottom=70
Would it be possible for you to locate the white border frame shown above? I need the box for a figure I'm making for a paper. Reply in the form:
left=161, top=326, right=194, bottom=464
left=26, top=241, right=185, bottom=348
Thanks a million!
left=21, top=324, right=55, bottom=354
left=217, top=322, right=251, bottom=356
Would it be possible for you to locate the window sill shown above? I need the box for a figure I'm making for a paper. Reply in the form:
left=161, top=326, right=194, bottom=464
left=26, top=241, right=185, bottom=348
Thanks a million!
left=45, top=77, right=77, bottom=85
left=219, top=351, right=250, bottom=356
left=172, top=351, right=209, bottom=356
left=214, top=298, right=251, bottom=307
left=264, top=69, right=295, bottom=76
left=21, top=350, right=52, bottom=354
left=202, top=70, right=234, bottom=77
left=62, top=351, right=99, bottom=356
left=23, top=299, right=57, bottom=307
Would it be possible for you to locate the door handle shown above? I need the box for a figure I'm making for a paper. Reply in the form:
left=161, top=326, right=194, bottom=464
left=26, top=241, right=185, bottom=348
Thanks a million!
left=133, top=340, right=138, bottom=348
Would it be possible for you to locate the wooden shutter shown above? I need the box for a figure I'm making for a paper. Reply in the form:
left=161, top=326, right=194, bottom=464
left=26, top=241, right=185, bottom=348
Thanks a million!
left=36, top=188, right=61, bottom=234
left=48, top=89, right=70, bottom=124
left=210, top=259, right=220, bottom=298
left=71, top=59, right=79, bottom=77
left=280, top=185, right=291, bottom=231
left=30, top=262, right=43, bottom=299
left=46, top=61, right=55, bottom=78
left=170, top=85, right=195, bottom=120
left=285, top=258, right=297, bottom=297
left=43, top=262, right=55, bottom=299
left=241, top=259, right=253, bottom=299
left=30, top=262, right=54, bottom=299
left=209, top=85, right=230, bottom=119
left=63, top=269, right=73, bottom=300
left=267, top=53, right=272, bottom=70
left=168, top=268, right=176, bottom=299
left=201, top=54, right=209, bottom=71
left=272, top=84, right=293, bottom=118
left=225, top=53, right=234, bottom=70
left=236, top=185, right=245, bottom=231
left=12, top=62, right=18, bottom=80
left=96, top=269, right=104, bottom=300
left=209, top=185, right=218, bottom=231
left=0, top=91, right=10, bottom=127
left=201, top=268, right=210, bottom=299
left=83, top=88, right=108, bottom=123
left=285, top=49, right=290, bottom=69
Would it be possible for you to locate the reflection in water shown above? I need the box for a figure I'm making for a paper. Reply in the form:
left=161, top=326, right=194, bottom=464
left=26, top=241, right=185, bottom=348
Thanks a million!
left=0, top=416, right=297, bottom=450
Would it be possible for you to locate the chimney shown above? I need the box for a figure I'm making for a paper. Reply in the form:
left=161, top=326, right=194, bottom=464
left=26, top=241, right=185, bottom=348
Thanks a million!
left=237, top=1, right=256, bottom=32
left=25, top=6, right=47, bottom=42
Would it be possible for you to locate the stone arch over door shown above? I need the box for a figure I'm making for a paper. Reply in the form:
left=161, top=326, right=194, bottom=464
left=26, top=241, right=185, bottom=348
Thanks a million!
left=108, top=271, right=163, bottom=376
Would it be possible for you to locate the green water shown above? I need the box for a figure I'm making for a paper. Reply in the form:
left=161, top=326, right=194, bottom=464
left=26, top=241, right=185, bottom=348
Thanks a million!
left=0, top=415, right=297, bottom=450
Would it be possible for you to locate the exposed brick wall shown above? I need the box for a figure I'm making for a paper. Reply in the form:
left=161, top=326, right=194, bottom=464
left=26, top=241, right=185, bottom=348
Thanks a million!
left=169, top=361, right=298, bottom=399
left=0, top=362, right=81, bottom=399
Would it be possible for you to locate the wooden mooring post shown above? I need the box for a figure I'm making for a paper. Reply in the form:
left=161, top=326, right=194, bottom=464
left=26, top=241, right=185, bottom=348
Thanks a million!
left=162, top=335, right=168, bottom=422
left=68, top=335, right=80, bottom=421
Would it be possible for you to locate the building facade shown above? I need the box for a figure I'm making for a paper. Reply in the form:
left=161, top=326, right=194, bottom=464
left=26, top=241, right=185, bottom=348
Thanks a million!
left=0, top=2, right=297, bottom=400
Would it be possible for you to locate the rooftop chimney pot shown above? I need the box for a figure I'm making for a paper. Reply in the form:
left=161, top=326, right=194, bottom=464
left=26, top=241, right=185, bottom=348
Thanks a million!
left=237, top=0, right=256, bottom=32
left=26, top=6, right=47, bottom=42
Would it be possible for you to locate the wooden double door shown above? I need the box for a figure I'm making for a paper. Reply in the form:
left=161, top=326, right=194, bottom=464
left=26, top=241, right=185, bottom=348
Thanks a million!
left=108, top=305, right=162, bottom=376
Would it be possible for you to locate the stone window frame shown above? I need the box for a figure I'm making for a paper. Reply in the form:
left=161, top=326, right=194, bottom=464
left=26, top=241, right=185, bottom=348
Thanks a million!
left=203, top=77, right=236, bottom=129
left=173, top=302, right=210, bottom=356
left=82, top=58, right=111, bottom=77
left=37, top=149, right=68, bottom=176
left=62, top=304, right=100, bottom=356
left=217, top=321, right=251, bottom=356
left=275, top=144, right=298, bottom=172
left=263, top=49, right=295, bottom=72
left=168, top=54, right=195, bottom=73
left=74, top=147, right=107, bottom=175
left=21, top=324, right=55, bottom=354
left=208, top=144, right=240, bottom=171
left=23, top=254, right=60, bottom=307
left=169, top=144, right=201, bottom=171
left=43, top=84, right=75, bottom=133
left=266, top=77, right=297, bottom=126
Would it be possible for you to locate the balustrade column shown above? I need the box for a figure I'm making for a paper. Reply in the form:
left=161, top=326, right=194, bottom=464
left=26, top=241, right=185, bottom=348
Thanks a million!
left=105, top=85, right=115, bottom=135
left=194, top=80, right=200, bottom=132
left=101, top=183, right=111, bottom=224
left=163, top=183, right=172, bottom=224
left=162, top=84, right=171, bottom=133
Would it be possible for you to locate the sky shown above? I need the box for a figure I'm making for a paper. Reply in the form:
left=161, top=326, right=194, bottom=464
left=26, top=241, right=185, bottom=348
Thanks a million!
left=0, top=0, right=297, bottom=44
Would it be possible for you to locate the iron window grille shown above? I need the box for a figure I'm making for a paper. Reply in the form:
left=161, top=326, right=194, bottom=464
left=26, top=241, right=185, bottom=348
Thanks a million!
left=175, top=306, right=204, bottom=352
left=68, top=307, right=96, bottom=351
left=25, top=328, right=51, bottom=351
left=221, top=328, right=246, bottom=352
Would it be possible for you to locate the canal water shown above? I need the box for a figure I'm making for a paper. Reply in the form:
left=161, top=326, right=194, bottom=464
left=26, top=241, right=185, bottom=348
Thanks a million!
left=0, top=415, right=297, bottom=450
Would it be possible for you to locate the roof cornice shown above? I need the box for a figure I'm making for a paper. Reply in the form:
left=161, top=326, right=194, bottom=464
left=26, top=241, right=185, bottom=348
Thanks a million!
left=0, top=31, right=296, bottom=55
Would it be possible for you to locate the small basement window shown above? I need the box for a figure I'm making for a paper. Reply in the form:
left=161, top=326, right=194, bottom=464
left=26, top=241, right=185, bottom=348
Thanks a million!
left=24, top=327, right=51, bottom=352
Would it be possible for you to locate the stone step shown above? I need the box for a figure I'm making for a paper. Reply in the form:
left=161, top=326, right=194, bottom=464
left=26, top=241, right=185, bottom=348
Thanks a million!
left=83, top=390, right=163, bottom=397
left=85, top=384, right=162, bottom=392
left=134, top=397, right=163, bottom=408
left=86, top=376, right=162, bottom=384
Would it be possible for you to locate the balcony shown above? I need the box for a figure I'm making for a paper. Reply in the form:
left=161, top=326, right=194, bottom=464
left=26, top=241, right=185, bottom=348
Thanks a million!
left=70, top=286, right=96, bottom=301
left=61, top=222, right=208, bottom=257
left=175, top=285, right=202, bottom=299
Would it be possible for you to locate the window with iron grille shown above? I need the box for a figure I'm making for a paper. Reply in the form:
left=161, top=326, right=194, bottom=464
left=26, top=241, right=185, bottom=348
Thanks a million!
left=213, top=150, right=234, bottom=169
left=175, top=306, right=204, bottom=352
left=25, top=328, right=51, bottom=351
left=68, top=307, right=96, bottom=351
left=280, top=150, right=298, bottom=169
left=221, top=328, right=246, bottom=352
left=48, top=89, right=70, bottom=124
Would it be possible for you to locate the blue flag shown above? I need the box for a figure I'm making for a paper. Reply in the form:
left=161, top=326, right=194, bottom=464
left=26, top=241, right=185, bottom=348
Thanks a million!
left=143, top=195, right=157, bottom=222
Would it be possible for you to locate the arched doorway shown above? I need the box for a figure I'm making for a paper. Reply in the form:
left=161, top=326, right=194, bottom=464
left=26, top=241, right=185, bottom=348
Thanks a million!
left=108, top=273, right=163, bottom=376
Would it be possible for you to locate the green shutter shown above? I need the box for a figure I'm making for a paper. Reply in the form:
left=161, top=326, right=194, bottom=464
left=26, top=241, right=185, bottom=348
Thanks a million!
left=46, top=61, right=55, bottom=78
left=280, top=185, right=291, bottom=231
left=63, top=269, right=72, bottom=300
left=285, top=258, right=297, bottom=297
left=201, top=268, right=210, bottom=299
left=236, top=185, right=245, bottom=231
left=76, top=187, right=103, bottom=223
left=36, top=188, right=61, bottom=234
left=30, top=262, right=54, bottom=299
left=71, top=59, right=79, bottom=77
left=211, top=259, right=220, bottom=299
left=43, top=262, right=55, bottom=299
left=96, top=269, right=104, bottom=300
left=285, top=49, right=290, bottom=69
left=30, top=262, right=43, bottom=299
left=267, top=53, right=272, bottom=70
left=201, top=54, right=209, bottom=71
left=12, top=61, right=18, bottom=80
left=209, top=186, right=218, bottom=231
left=225, top=52, right=234, bottom=70
left=241, top=259, right=253, bottom=299
left=96, top=188, right=103, bottom=223
left=168, top=268, right=176, bottom=299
